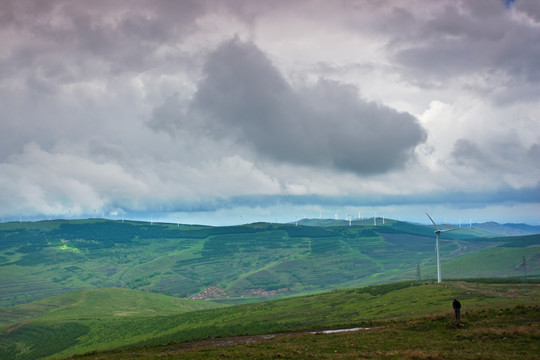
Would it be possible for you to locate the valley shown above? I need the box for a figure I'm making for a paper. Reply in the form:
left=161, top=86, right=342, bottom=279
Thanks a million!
left=1, top=218, right=539, bottom=358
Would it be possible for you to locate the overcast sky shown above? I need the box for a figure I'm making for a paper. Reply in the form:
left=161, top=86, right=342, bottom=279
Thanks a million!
left=1, top=0, right=539, bottom=225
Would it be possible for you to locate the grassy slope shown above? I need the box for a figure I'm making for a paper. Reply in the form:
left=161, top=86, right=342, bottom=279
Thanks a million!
left=1, top=281, right=539, bottom=359
left=0, top=288, right=221, bottom=360
left=84, top=304, right=540, bottom=360
left=390, top=242, right=540, bottom=283
left=0, top=287, right=221, bottom=330
left=1, top=219, right=539, bottom=309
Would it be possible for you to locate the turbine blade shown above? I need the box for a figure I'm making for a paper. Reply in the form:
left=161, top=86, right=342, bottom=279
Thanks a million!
left=439, top=228, right=459, bottom=233
left=426, top=212, right=437, bottom=227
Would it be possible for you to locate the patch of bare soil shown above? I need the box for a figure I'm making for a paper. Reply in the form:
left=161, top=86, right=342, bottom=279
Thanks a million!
left=165, top=333, right=278, bottom=354
left=165, top=327, right=372, bottom=354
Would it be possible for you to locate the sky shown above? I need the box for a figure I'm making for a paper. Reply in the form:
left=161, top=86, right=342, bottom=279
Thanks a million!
left=1, top=0, right=540, bottom=226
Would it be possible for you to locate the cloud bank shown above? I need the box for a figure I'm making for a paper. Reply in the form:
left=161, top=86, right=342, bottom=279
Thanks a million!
left=0, top=0, right=539, bottom=224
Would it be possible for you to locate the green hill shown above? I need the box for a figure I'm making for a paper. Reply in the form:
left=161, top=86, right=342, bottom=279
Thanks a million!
left=0, top=281, right=538, bottom=359
left=0, top=287, right=221, bottom=330
left=1, top=219, right=539, bottom=307
left=0, top=287, right=221, bottom=359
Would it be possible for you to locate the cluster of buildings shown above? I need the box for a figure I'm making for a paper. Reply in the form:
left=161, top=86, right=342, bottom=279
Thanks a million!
left=189, top=286, right=227, bottom=300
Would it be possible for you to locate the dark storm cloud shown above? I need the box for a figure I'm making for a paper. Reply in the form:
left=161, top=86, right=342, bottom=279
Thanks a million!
left=0, top=0, right=207, bottom=160
left=389, top=0, right=540, bottom=99
left=153, top=38, right=427, bottom=174
left=0, top=0, right=205, bottom=81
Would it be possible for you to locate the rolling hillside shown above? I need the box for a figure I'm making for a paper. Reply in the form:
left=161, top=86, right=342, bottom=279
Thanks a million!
left=0, top=281, right=538, bottom=359
left=1, top=219, right=539, bottom=308
left=0, top=287, right=221, bottom=330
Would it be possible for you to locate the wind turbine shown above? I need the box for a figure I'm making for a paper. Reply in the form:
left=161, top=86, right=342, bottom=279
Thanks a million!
left=426, top=213, right=458, bottom=283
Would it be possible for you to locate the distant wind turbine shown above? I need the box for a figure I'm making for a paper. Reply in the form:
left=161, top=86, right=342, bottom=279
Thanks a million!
left=426, top=213, right=458, bottom=283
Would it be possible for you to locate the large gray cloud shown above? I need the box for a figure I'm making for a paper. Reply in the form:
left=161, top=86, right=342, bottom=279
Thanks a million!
left=0, top=0, right=204, bottom=73
left=388, top=0, right=540, bottom=100
left=152, top=38, right=427, bottom=174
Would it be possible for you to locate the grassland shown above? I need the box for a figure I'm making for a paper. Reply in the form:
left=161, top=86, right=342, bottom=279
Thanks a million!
left=1, top=219, right=539, bottom=308
left=1, top=280, right=539, bottom=359
left=70, top=304, right=540, bottom=359
left=1, top=218, right=539, bottom=358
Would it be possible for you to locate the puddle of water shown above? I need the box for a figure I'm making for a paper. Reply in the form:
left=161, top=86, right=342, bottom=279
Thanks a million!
left=311, top=327, right=370, bottom=334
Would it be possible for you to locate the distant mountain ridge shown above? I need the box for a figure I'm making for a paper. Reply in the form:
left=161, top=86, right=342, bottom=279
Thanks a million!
left=471, top=221, right=540, bottom=236
left=298, top=218, right=540, bottom=236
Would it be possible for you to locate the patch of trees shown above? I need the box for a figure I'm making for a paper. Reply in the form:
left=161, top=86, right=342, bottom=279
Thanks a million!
left=0, top=229, right=48, bottom=251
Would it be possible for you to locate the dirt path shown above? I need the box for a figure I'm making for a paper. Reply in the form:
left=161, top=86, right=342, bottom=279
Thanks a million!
left=163, top=327, right=372, bottom=354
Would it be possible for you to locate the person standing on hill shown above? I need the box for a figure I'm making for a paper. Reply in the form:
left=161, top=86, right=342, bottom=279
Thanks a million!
left=453, top=299, right=461, bottom=324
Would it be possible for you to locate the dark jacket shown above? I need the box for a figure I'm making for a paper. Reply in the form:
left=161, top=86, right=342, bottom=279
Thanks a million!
left=453, top=299, right=461, bottom=309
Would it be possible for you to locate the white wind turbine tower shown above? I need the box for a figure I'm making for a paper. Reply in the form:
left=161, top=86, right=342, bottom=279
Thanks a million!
left=426, top=213, right=458, bottom=283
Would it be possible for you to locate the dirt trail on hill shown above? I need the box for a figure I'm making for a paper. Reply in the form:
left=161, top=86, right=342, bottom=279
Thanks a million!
left=163, top=327, right=372, bottom=354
